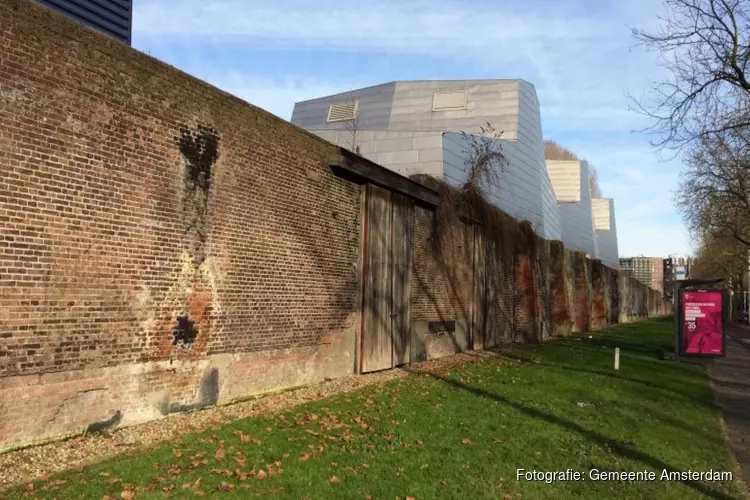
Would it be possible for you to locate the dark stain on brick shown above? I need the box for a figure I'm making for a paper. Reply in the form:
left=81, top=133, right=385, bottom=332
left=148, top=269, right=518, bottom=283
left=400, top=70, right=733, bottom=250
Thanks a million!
left=171, top=314, right=198, bottom=348
left=175, top=123, right=220, bottom=194
left=175, top=123, right=221, bottom=261
left=167, top=368, right=219, bottom=413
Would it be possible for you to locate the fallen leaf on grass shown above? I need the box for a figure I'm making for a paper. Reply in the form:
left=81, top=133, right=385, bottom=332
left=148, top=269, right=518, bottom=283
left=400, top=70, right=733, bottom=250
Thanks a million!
left=406, top=497, right=416, bottom=500
left=492, top=438, right=502, bottom=444
left=174, top=449, right=183, bottom=458
left=461, top=438, right=472, bottom=445
left=233, top=453, right=247, bottom=467
left=215, top=447, right=226, bottom=461
left=300, top=452, right=311, bottom=461
left=330, top=475, right=340, bottom=484
left=256, top=470, right=267, bottom=480
left=219, top=481, right=234, bottom=492
left=120, top=491, right=135, bottom=499
left=99, top=472, right=110, bottom=477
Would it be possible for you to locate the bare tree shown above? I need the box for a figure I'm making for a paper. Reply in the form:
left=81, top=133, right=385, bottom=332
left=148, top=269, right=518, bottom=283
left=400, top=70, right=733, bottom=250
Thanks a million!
left=690, top=231, right=747, bottom=287
left=676, top=126, right=750, bottom=247
left=588, top=167, right=602, bottom=198
left=342, top=94, right=361, bottom=154
left=460, top=122, right=509, bottom=198
left=631, top=0, right=750, bottom=150
left=544, top=140, right=579, bottom=161
left=543, top=139, right=603, bottom=197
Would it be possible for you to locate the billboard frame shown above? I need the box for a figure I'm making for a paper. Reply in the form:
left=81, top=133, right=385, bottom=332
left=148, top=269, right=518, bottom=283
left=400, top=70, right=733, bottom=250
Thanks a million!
left=673, top=278, right=727, bottom=364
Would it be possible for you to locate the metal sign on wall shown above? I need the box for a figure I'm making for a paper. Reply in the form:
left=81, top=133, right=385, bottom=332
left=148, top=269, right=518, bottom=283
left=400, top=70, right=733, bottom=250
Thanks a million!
left=677, top=289, right=726, bottom=358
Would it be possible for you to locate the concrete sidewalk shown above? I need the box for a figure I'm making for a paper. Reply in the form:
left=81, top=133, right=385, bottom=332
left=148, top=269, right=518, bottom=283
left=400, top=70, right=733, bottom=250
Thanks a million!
left=711, top=324, right=750, bottom=490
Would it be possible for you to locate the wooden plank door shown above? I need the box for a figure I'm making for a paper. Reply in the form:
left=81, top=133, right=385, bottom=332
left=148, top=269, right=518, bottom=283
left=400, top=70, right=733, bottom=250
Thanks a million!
left=472, top=228, right=486, bottom=351
left=472, top=230, right=498, bottom=350
left=360, top=185, right=414, bottom=373
left=361, top=184, right=393, bottom=373
left=483, top=236, right=498, bottom=348
left=391, top=193, right=413, bottom=367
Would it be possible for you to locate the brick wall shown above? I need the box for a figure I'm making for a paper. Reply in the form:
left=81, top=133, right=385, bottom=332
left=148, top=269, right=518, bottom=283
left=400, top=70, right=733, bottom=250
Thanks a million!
left=0, top=0, right=672, bottom=451
left=409, top=189, right=670, bottom=358
left=410, top=205, right=474, bottom=358
left=548, top=241, right=572, bottom=337
left=590, top=260, right=607, bottom=329
left=0, top=0, right=362, bottom=449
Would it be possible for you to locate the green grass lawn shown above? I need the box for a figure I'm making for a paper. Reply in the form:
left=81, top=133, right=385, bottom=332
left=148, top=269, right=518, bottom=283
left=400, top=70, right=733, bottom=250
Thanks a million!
left=7, top=316, right=747, bottom=499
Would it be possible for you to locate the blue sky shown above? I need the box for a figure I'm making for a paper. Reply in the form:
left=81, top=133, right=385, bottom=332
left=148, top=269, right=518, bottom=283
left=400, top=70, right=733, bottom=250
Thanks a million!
left=131, top=0, right=692, bottom=258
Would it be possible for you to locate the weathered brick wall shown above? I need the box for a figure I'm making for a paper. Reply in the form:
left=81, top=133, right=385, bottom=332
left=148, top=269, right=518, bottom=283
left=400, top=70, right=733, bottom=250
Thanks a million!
left=491, top=240, right=516, bottom=343
left=535, top=237, right=553, bottom=340
left=590, top=260, right=607, bottom=329
left=548, top=241, right=572, bottom=337
left=0, top=0, right=361, bottom=449
left=515, top=248, right=538, bottom=342
left=410, top=206, right=474, bottom=358
left=0, top=0, right=673, bottom=451
left=571, top=251, right=592, bottom=333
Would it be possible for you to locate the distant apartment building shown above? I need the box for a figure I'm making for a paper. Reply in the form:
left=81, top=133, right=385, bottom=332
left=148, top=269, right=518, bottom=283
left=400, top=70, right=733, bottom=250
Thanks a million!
left=619, top=258, right=634, bottom=278
left=34, top=0, right=132, bottom=44
left=291, top=80, right=620, bottom=269
left=619, top=256, right=664, bottom=292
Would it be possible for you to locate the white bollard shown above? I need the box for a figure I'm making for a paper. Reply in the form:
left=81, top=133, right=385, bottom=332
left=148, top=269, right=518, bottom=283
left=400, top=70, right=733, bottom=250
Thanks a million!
left=614, top=348, right=620, bottom=371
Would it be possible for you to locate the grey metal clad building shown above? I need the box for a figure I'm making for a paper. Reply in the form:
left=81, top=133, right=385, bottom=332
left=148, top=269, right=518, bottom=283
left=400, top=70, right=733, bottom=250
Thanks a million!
left=34, top=0, right=133, bottom=44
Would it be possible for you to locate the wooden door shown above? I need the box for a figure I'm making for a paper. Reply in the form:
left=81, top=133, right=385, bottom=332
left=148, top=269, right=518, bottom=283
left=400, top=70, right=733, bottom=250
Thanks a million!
left=391, top=194, right=413, bottom=367
left=483, top=236, right=498, bottom=348
left=473, top=230, right=498, bottom=350
left=360, top=184, right=414, bottom=373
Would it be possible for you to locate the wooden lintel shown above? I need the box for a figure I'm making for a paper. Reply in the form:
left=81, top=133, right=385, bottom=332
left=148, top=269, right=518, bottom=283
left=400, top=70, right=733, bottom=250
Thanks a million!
left=330, top=148, right=439, bottom=207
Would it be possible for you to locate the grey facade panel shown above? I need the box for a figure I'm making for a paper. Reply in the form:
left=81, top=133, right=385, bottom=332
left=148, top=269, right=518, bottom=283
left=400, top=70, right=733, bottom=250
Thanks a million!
left=34, top=0, right=132, bottom=44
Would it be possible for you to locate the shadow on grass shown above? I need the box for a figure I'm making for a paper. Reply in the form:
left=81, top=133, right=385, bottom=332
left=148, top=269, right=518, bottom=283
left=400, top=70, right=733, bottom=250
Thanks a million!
left=411, top=368, right=739, bottom=500
left=496, top=350, right=718, bottom=411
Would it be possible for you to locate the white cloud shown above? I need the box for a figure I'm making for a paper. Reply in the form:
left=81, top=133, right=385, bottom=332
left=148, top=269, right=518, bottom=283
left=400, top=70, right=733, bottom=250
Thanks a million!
left=134, top=0, right=617, bottom=48
left=131, top=0, right=690, bottom=257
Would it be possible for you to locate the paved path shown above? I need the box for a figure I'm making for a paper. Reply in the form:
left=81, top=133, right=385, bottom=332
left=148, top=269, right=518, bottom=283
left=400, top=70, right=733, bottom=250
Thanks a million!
left=711, top=324, right=750, bottom=490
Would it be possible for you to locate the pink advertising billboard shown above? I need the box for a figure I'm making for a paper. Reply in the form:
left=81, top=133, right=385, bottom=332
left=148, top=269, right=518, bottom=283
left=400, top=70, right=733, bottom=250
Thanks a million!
left=679, top=290, right=725, bottom=357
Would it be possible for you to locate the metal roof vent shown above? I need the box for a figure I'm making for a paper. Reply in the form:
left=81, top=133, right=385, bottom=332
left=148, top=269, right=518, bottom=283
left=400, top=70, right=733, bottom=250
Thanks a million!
left=432, top=90, right=468, bottom=111
left=327, top=101, right=358, bottom=122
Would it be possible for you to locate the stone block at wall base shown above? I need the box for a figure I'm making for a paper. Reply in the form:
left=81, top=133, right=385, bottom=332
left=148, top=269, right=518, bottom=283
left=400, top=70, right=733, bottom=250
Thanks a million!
left=554, top=322, right=574, bottom=338
left=410, top=320, right=469, bottom=362
left=516, top=318, right=541, bottom=344
left=0, top=334, right=354, bottom=452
